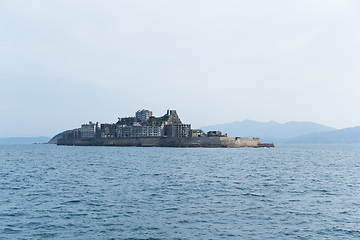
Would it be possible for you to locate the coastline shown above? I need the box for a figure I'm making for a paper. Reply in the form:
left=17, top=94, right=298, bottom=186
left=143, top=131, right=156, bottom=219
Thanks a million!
left=57, top=136, right=268, bottom=148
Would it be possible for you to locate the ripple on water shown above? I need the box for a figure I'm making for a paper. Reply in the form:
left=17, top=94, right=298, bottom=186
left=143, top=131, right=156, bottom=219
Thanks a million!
left=1, top=144, right=360, bottom=239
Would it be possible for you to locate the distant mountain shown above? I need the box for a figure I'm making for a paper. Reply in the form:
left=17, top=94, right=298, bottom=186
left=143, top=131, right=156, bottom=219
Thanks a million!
left=0, top=137, right=50, bottom=144
left=200, top=120, right=336, bottom=141
left=284, top=126, right=360, bottom=144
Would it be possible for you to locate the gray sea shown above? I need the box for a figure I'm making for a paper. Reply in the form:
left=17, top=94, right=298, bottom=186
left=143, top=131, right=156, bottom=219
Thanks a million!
left=1, top=144, right=360, bottom=239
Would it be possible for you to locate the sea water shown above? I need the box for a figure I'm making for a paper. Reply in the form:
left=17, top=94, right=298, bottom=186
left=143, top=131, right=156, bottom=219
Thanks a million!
left=1, top=144, right=360, bottom=239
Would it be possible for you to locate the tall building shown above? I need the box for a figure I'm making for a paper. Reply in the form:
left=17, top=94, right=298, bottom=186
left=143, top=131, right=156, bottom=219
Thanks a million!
left=117, top=126, right=163, bottom=137
left=164, top=124, right=191, bottom=138
left=81, top=122, right=100, bottom=138
left=136, top=109, right=153, bottom=122
left=99, top=123, right=117, bottom=138
left=118, top=117, right=140, bottom=126
left=63, top=129, right=81, bottom=139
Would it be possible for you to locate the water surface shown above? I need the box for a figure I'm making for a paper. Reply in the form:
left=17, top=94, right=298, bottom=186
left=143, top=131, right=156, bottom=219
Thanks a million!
left=1, top=144, right=360, bottom=239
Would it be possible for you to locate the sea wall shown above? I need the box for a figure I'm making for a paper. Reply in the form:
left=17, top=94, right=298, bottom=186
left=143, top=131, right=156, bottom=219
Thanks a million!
left=57, top=137, right=160, bottom=147
left=159, top=137, right=260, bottom=147
left=57, top=137, right=260, bottom=148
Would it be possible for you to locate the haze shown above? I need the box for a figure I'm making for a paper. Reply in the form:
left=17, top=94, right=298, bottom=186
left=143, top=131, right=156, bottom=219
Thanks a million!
left=1, top=0, right=360, bottom=137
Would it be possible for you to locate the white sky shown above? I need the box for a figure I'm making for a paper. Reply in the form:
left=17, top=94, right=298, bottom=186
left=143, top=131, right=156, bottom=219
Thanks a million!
left=1, top=0, right=360, bottom=137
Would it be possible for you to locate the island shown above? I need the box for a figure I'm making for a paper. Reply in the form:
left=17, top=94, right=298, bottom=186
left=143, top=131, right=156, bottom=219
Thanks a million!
left=57, top=109, right=274, bottom=148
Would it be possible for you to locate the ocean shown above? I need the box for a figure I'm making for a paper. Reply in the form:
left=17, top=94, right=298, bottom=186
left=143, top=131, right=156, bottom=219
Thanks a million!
left=1, top=144, right=360, bottom=239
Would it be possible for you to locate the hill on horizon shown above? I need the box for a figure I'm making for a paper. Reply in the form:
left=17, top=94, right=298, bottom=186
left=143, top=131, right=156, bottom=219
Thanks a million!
left=200, top=120, right=336, bottom=140
left=0, top=137, right=50, bottom=144
left=284, top=126, right=360, bottom=144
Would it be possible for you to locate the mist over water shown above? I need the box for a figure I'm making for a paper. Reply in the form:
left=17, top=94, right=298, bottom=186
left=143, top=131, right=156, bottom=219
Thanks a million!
left=1, top=144, right=360, bottom=239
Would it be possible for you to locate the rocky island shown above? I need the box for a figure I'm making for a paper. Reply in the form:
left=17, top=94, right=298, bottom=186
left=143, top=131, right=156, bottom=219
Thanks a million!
left=57, top=109, right=273, bottom=148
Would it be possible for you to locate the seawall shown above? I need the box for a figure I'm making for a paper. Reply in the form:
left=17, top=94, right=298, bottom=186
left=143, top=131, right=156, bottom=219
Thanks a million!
left=57, top=137, right=261, bottom=148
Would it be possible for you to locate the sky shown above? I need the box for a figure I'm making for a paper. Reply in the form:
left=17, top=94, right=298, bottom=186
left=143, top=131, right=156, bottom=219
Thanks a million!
left=1, top=0, right=360, bottom=137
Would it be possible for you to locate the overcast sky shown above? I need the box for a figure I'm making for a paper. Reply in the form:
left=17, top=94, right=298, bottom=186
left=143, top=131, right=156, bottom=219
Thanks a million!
left=1, top=0, right=360, bottom=137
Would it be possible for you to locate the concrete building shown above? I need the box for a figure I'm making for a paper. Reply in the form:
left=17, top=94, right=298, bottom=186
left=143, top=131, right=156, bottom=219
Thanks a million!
left=118, top=117, right=140, bottom=126
left=164, top=124, right=191, bottom=138
left=81, top=122, right=100, bottom=138
left=150, top=121, right=166, bottom=128
left=63, top=129, right=81, bottom=139
left=207, top=131, right=223, bottom=137
left=136, top=109, right=153, bottom=122
left=100, top=123, right=117, bottom=138
left=117, top=125, right=163, bottom=138
left=190, top=129, right=204, bottom=137
left=166, top=110, right=181, bottom=125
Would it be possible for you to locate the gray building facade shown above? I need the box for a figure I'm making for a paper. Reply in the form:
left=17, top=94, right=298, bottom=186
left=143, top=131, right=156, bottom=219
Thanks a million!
left=164, top=124, right=191, bottom=138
